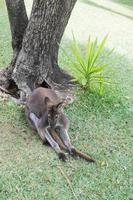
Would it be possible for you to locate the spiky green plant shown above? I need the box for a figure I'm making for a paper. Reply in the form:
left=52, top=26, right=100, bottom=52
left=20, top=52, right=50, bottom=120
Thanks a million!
left=60, top=34, right=114, bottom=94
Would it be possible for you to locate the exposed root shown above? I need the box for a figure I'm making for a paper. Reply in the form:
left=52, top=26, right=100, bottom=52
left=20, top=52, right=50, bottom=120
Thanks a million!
left=0, top=69, right=20, bottom=98
left=0, top=69, right=10, bottom=89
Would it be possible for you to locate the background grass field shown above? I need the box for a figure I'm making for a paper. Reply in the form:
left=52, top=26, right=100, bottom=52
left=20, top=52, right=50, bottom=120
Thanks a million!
left=0, top=0, right=133, bottom=199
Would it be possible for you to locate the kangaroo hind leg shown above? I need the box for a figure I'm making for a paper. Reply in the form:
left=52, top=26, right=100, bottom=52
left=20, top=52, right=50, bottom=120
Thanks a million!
left=29, top=113, right=67, bottom=161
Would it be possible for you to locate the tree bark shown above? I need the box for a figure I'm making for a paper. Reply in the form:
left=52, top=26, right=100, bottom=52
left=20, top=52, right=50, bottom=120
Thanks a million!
left=5, top=0, right=28, bottom=73
left=2, top=0, right=77, bottom=101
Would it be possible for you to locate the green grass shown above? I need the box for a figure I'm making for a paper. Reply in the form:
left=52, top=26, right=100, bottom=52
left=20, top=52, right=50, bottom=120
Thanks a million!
left=0, top=2, right=12, bottom=68
left=0, top=0, right=133, bottom=200
left=111, top=0, right=133, bottom=8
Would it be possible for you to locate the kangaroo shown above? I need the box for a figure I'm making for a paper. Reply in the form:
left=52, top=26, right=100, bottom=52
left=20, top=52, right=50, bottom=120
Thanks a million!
left=25, top=87, right=73, bottom=161
left=25, top=87, right=95, bottom=162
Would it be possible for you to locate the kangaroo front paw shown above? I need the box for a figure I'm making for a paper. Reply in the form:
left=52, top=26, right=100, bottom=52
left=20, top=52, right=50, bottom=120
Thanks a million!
left=58, top=152, right=67, bottom=162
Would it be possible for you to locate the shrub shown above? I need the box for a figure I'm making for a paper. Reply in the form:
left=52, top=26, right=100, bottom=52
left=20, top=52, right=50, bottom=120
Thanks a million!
left=61, top=34, right=114, bottom=95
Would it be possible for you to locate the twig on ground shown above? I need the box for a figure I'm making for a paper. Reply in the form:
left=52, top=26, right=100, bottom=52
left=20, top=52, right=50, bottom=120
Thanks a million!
left=57, top=166, right=79, bottom=200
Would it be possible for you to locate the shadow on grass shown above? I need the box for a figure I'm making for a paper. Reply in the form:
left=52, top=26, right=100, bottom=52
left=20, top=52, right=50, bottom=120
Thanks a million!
left=111, top=0, right=133, bottom=9
left=81, top=0, right=133, bottom=20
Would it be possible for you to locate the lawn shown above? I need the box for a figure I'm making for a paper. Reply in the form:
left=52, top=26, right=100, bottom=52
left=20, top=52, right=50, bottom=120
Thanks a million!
left=0, top=0, right=133, bottom=200
left=111, top=0, right=133, bottom=8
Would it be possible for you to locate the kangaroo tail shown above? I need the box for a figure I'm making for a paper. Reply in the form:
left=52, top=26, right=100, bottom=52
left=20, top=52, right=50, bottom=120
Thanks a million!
left=50, top=129, right=95, bottom=163
left=72, top=148, right=95, bottom=162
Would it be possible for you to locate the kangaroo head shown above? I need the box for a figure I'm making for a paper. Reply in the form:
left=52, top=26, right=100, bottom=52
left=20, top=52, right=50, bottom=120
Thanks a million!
left=44, top=97, right=64, bottom=128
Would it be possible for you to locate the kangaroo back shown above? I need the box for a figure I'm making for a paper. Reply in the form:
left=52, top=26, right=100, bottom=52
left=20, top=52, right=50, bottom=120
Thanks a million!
left=26, top=87, right=61, bottom=118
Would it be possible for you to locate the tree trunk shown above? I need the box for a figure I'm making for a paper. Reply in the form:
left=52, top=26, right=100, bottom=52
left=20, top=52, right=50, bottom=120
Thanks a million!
left=1, top=0, right=77, bottom=101
left=5, top=0, right=28, bottom=73
left=0, top=0, right=28, bottom=92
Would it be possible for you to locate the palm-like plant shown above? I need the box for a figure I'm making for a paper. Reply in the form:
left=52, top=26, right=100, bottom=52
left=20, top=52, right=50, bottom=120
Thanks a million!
left=61, top=34, right=114, bottom=94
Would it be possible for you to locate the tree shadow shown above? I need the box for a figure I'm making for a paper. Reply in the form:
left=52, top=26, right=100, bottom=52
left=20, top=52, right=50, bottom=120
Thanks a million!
left=81, top=0, right=133, bottom=20
left=110, top=0, right=133, bottom=9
